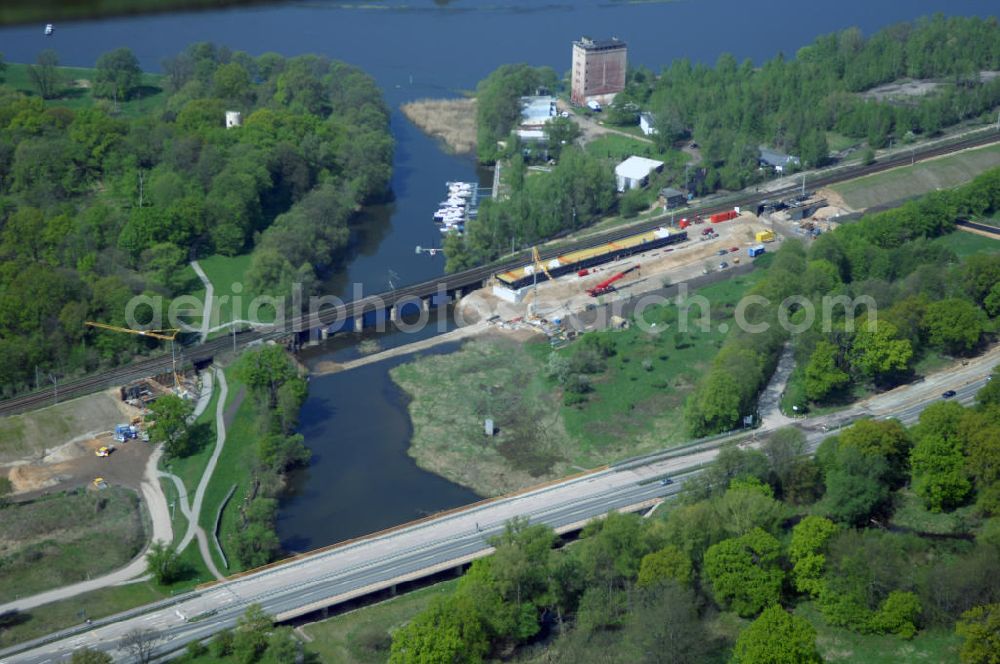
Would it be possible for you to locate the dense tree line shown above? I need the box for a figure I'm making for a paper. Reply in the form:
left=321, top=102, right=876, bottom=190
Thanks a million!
left=786, top=166, right=1000, bottom=410
left=682, top=243, right=794, bottom=436
left=385, top=374, right=1000, bottom=662
left=229, top=345, right=310, bottom=568
left=683, top=166, right=1000, bottom=438
left=0, top=43, right=392, bottom=397
left=614, top=15, right=1000, bottom=191
left=443, top=147, right=617, bottom=271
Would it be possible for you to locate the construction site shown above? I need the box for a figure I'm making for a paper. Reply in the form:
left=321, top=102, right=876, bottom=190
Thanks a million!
left=458, top=205, right=797, bottom=342
left=0, top=321, right=204, bottom=499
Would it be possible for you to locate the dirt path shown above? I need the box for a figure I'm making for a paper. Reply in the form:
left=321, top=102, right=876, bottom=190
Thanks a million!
left=758, top=344, right=796, bottom=429
left=157, top=368, right=226, bottom=580
left=188, top=368, right=228, bottom=580
left=190, top=260, right=213, bottom=343
left=0, top=440, right=174, bottom=614
left=555, top=99, right=653, bottom=146
left=312, top=323, right=490, bottom=376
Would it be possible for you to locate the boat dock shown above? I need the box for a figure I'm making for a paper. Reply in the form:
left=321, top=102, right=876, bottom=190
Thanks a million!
left=432, top=181, right=491, bottom=236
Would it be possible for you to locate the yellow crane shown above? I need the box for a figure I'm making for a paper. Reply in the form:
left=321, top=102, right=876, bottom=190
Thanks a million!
left=84, top=322, right=183, bottom=389
left=531, top=246, right=554, bottom=283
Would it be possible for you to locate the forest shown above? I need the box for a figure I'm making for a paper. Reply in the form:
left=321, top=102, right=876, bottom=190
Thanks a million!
left=684, top=166, right=1000, bottom=437
left=382, top=371, right=1000, bottom=663
left=620, top=14, right=1000, bottom=191
left=0, top=43, right=393, bottom=397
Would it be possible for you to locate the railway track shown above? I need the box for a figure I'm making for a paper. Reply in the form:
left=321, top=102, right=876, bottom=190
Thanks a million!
left=2, top=129, right=998, bottom=417
left=956, top=219, right=1000, bottom=235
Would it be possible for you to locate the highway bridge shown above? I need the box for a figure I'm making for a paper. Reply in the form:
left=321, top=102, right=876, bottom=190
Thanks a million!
left=0, top=129, right=998, bottom=418
left=1, top=350, right=995, bottom=663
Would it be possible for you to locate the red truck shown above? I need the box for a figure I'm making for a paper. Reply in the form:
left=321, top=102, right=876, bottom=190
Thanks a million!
left=710, top=210, right=739, bottom=223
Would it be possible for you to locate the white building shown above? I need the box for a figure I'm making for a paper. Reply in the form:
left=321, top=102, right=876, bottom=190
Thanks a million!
left=639, top=112, right=657, bottom=136
left=225, top=111, right=242, bottom=128
left=615, top=156, right=664, bottom=192
left=520, top=96, right=557, bottom=127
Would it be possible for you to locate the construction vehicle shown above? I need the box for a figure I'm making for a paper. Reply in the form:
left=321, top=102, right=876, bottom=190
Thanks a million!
left=114, top=424, right=138, bottom=442
left=587, top=265, right=639, bottom=297
left=755, top=230, right=776, bottom=243
left=96, top=446, right=112, bottom=457
left=85, top=322, right=182, bottom=389
left=93, top=478, right=109, bottom=489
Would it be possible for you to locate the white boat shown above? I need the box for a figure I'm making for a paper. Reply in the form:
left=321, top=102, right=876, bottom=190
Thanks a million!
left=44, top=24, right=54, bottom=36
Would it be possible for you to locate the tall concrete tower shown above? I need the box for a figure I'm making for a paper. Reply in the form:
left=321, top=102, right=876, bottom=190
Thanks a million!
left=571, top=36, right=627, bottom=106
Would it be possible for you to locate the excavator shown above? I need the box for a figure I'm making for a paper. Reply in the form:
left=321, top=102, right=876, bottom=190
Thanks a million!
left=586, top=265, right=639, bottom=297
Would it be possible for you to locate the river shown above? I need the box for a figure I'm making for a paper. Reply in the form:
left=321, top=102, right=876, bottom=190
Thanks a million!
left=0, top=0, right=991, bottom=548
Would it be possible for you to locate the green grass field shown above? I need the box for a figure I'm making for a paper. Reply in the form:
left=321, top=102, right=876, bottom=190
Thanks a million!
left=556, top=273, right=765, bottom=461
left=0, top=487, right=145, bottom=604
left=200, top=368, right=259, bottom=573
left=796, top=602, right=962, bottom=663
left=186, top=254, right=279, bottom=333
left=932, top=229, right=1000, bottom=258
left=584, top=133, right=672, bottom=163
left=0, top=581, right=166, bottom=649
left=2, top=62, right=166, bottom=118
left=302, top=580, right=460, bottom=663
left=890, top=489, right=980, bottom=535
left=832, top=142, right=1000, bottom=210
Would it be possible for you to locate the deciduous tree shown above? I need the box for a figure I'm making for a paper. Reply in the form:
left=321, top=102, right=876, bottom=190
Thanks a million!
left=637, top=545, right=692, bottom=587
left=804, top=341, right=850, bottom=402
left=956, top=603, right=1000, bottom=664
left=731, top=605, right=822, bottom=664
left=148, top=394, right=194, bottom=458
left=849, top=320, right=913, bottom=385
left=789, top=516, right=838, bottom=597
left=703, top=528, right=784, bottom=617
left=922, top=298, right=985, bottom=354
left=28, top=49, right=62, bottom=99
left=94, top=47, right=142, bottom=101
left=145, top=541, right=182, bottom=585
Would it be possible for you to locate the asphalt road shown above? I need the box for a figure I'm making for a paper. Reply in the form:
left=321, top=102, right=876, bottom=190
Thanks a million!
left=2, top=350, right=995, bottom=663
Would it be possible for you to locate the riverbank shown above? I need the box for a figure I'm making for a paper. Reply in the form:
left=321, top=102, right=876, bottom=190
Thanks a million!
left=400, top=98, right=477, bottom=155
left=390, top=272, right=766, bottom=497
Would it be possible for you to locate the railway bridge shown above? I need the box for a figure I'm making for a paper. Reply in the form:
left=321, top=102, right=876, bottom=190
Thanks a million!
left=1, top=130, right=999, bottom=416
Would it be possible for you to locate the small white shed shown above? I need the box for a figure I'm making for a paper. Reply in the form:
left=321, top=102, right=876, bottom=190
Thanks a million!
left=615, top=156, right=664, bottom=192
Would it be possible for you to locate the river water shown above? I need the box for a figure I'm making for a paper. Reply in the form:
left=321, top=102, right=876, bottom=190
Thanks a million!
left=0, top=0, right=991, bottom=548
